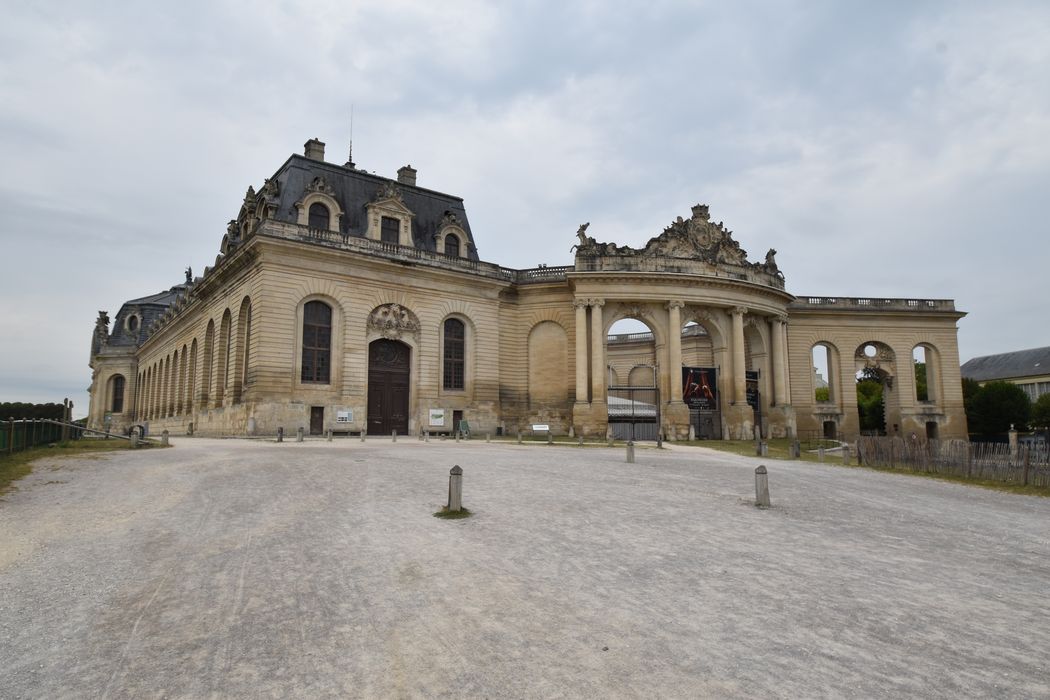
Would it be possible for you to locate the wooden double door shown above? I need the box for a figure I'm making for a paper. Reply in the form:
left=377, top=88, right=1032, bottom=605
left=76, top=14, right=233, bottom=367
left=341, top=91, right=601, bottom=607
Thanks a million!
left=367, top=339, right=410, bottom=435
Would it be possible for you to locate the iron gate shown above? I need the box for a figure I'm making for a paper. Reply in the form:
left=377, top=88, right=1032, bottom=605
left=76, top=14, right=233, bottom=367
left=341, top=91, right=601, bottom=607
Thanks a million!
left=607, top=385, right=661, bottom=441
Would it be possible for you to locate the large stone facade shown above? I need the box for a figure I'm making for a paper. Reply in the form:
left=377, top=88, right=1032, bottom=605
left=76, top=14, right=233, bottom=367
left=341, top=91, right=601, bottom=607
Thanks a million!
left=87, top=138, right=968, bottom=441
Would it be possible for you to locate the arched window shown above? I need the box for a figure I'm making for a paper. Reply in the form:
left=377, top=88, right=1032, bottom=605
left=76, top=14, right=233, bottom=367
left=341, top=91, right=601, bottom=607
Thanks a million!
left=110, top=375, right=125, bottom=413
left=443, top=318, right=465, bottom=390
left=445, top=234, right=460, bottom=258
left=302, top=301, right=332, bottom=383
left=309, top=203, right=330, bottom=230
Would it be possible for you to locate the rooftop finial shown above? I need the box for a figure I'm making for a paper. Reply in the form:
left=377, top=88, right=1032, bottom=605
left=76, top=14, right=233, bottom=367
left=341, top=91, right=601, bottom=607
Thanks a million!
left=346, top=104, right=355, bottom=168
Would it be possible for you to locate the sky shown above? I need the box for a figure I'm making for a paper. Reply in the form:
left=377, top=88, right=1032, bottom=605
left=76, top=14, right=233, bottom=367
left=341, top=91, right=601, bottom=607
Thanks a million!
left=1, top=0, right=1048, bottom=417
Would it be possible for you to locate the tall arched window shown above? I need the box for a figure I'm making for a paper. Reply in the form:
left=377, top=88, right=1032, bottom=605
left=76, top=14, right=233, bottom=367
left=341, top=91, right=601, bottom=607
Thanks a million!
left=110, top=375, right=125, bottom=413
left=443, top=318, right=465, bottom=390
left=302, top=301, right=332, bottom=383
left=309, top=203, right=330, bottom=230
left=445, top=234, right=460, bottom=258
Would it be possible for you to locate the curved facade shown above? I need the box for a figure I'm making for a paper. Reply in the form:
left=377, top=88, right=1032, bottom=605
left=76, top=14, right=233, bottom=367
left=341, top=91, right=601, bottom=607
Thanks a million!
left=87, top=138, right=968, bottom=441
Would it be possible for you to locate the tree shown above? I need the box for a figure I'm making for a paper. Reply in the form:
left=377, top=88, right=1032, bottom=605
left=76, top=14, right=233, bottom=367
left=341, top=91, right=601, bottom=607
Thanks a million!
left=856, top=368, right=886, bottom=434
left=914, top=361, right=928, bottom=401
left=1031, top=393, right=1050, bottom=431
left=967, top=381, right=1031, bottom=436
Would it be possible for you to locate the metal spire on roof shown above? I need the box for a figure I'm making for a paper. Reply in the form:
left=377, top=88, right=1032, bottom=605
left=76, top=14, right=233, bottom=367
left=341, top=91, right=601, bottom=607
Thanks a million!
left=345, top=104, right=355, bottom=168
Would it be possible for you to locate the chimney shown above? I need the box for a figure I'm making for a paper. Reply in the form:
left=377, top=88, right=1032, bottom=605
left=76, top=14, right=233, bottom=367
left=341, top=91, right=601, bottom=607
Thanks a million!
left=304, top=138, right=326, bottom=161
left=397, top=164, right=417, bottom=186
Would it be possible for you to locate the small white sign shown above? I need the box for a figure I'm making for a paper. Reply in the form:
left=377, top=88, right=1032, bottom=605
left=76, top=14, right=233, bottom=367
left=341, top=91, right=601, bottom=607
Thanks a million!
left=336, top=410, right=352, bottom=423
left=531, top=423, right=550, bottom=432
left=429, top=409, right=446, bottom=426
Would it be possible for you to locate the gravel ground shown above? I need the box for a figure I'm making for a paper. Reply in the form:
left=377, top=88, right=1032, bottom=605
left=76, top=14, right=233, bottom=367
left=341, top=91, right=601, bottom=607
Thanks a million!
left=1, top=437, right=1048, bottom=699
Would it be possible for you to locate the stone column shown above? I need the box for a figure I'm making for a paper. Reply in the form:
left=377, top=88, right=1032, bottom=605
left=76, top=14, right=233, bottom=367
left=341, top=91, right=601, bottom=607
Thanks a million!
left=574, top=299, right=589, bottom=403
left=666, top=301, right=684, bottom=404
left=589, top=299, right=606, bottom=403
left=772, top=315, right=788, bottom=406
left=731, top=306, right=747, bottom=404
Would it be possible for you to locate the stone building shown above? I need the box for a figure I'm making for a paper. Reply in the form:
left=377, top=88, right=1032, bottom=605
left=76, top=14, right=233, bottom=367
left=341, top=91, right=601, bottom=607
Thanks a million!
left=961, top=346, right=1050, bottom=403
left=87, top=138, right=969, bottom=441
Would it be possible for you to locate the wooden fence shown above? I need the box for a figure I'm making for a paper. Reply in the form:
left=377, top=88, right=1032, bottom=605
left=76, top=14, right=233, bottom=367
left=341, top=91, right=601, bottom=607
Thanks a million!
left=856, top=436, right=1050, bottom=487
left=1, top=419, right=85, bottom=455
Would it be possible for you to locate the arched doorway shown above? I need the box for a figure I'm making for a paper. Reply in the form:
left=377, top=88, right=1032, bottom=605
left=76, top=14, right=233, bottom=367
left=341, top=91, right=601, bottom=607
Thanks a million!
left=368, top=339, right=410, bottom=435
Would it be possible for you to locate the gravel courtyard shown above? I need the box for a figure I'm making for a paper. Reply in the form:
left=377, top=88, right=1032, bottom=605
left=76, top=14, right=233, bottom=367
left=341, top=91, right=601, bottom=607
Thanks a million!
left=2, top=437, right=1048, bottom=698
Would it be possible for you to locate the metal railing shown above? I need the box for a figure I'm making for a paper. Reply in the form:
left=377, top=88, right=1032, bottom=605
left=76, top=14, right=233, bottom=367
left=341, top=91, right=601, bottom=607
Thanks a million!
left=1, top=419, right=82, bottom=455
left=791, top=297, right=957, bottom=311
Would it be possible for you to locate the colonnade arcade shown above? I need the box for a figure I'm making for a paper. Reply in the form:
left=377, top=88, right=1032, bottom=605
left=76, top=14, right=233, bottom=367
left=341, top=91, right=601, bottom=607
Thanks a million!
left=571, top=296, right=793, bottom=439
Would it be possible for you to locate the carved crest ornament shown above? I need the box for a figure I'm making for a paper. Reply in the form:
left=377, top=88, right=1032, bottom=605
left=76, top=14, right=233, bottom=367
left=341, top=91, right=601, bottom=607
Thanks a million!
left=367, top=303, right=421, bottom=340
left=572, top=204, right=782, bottom=278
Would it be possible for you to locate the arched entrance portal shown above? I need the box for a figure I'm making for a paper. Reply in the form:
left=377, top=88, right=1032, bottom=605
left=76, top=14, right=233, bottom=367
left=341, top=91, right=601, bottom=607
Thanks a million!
left=368, top=339, right=410, bottom=435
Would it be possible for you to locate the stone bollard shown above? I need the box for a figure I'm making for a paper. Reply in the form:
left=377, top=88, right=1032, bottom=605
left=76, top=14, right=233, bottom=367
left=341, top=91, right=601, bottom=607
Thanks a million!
left=818, top=446, right=825, bottom=462
left=755, top=440, right=763, bottom=456
left=607, top=437, right=614, bottom=447
left=361, top=429, right=367, bottom=443
left=626, top=440, right=635, bottom=463
left=130, top=432, right=139, bottom=448
left=755, top=465, right=771, bottom=507
left=327, top=429, right=333, bottom=442
left=455, top=431, right=460, bottom=443
left=760, top=441, right=769, bottom=457
left=517, top=430, right=523, bottom=444
left=656, top=434, right=663, bottom=448
left=187, top=422, right=194, bottom=436
left=791, top=440, right=801, bottom=459
left=161, top=429, right=169, bottom=446
left=425, top=431, right=430, bottom=443
left=842, top=444, right=851, bottom=465
left=392, top=430, right=397, bottom=443
left=547, top=432, right=553, bottom=445
left=296, top=427, right=304, bottom=443
left=568, top=426, right=575, bottom=438
left=277, top=426, right=284, bottom=443
left=578, top=435, right=583, bottom=447
left=447, top=465, right=463, bottom=513
left=688, top=424, right=696, bottom=441
left=485, top=433, right=490, bottom=443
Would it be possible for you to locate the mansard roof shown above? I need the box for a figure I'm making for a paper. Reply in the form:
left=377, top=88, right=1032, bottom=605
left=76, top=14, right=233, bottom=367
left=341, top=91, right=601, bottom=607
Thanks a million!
left=107, top=282, right=190, bottom=348
left=261, top=154, right=479, bottom=261
left=961, top=346, right=1050, bottom=382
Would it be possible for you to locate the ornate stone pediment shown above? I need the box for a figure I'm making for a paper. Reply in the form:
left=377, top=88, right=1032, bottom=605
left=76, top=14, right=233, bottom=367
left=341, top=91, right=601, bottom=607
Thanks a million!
left=639, top=204, right=748, bottom=264
left=373, top=181, right=403, bottom=203
left=367, top=303, right=421, bottom=340
left=305, top=176, right=336, bottom=196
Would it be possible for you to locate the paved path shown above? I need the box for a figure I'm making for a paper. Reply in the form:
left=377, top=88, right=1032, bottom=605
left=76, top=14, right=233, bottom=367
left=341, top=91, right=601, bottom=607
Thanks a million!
left=1, top=438, right=1048, bottom=698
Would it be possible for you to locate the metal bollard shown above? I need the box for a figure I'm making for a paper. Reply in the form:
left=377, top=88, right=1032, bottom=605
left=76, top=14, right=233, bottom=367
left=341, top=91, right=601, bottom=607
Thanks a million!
left=447, top=465, right=463, bottom=512
left=626, top=440, right=635, bottom=463
left=578, top=435, right=583, bottom=447
left=277, top=427, right=284, bottom=443
left=161, top=429, right=169, bottom=446
left=296, top=427, right=304, bottom=442
left=792, top=440, right=800, bottom=459
left=547, top=432, right=553, bottom=445
left=755, top=465, right=771, bottom=507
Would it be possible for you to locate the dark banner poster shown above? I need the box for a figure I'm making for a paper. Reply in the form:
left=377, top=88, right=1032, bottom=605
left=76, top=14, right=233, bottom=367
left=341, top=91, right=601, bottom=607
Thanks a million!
left=683, top=367, right=718, bottom=410
left=746, top=370, right=760, bottom=409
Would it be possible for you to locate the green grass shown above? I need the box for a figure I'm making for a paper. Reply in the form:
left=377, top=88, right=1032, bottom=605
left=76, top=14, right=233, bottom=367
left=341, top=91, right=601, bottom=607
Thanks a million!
left=0, top=439, right=154, bottom=495
left=433, top=506, right=473, bottom=519
left=684, top=438, right=840, bottom=463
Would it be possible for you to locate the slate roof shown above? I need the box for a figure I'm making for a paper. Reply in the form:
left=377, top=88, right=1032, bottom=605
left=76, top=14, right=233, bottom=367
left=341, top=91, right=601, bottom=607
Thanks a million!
left=266, top=155, right=479, bottom=261
left=961, top=346, right=1050, bottom=382
left=107, top=283, right=190, bottom=348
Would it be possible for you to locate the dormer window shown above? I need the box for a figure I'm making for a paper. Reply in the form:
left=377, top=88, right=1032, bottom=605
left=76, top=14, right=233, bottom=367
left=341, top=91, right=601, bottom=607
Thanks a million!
left=445, top=234, right=460, bottom=258
left=309, top=203, right=330, bottom=230
left=126, top=314, right=140, bottom=333
left=381, top=216, right=400, bottom=244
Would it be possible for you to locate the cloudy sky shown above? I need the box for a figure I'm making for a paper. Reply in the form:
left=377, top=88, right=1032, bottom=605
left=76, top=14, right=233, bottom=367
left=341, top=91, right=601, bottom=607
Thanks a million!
left=1, top=0, right=1048, bottom=416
